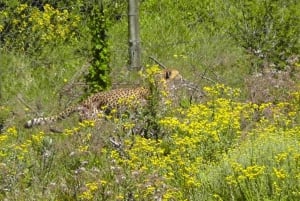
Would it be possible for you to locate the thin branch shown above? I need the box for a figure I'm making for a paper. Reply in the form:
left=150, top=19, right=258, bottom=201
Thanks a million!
left=58, top=62, right=91, bottom=105
left=200, top=74, right=218, bottom=84
left=17, top=94, right=39, bottom=115
left=149, top=56, right=167, bottom=69
left=59, top=62, right=91, bottom=95
left=191, top=65, right=218, bottom=84
left=49, top=127, right=63, bottom=133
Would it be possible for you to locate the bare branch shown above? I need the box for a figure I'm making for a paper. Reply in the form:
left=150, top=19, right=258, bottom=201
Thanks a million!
left=58, top=62, right=91, bottom=105
left=149, top=56, right=167, bottom=69
left=200, top=74, right=218, bottom=84
left=17, top=94, right=39, bottom=115
left=59, top=62, right=91, bottom=95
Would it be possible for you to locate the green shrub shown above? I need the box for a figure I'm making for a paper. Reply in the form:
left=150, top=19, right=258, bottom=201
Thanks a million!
left=0, top=3, right=81, bottom=53
left=204, top=130, right=300, bottom=200
left=85, top=1, right=111, bottom=93
left=226, top=0, right=300, bottom=70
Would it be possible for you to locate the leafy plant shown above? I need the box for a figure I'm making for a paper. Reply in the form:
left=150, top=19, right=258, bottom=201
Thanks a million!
left=85, top=1, right=111, bottom=93
left=0, top=3, right=81, bottom=53
left=226, top=0, right=300, bottom=70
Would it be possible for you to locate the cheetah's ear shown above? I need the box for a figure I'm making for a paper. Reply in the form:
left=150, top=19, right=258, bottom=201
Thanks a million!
left=161, top=69, right=181, bottom=81
left=165, top=70, right=171, bottom=80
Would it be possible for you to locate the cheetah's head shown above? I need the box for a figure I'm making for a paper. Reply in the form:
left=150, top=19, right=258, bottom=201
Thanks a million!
left=158, top=69, right=182, bottom=82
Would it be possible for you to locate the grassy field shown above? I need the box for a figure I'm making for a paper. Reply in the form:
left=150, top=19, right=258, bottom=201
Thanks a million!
left=1, top=1, right=300, bottom=200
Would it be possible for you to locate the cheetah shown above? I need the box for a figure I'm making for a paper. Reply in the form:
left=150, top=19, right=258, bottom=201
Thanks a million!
left=25, top=69, right=182, bottom=128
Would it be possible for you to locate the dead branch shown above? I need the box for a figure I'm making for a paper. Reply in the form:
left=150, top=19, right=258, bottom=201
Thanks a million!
left=200, top=74, right=218, bottom=84
left=17, top=94, right=39, bottom=115
left=59, top=62, right=90, bottom=95
left=58, top=62, right=91, bottom=104
left=192, top=65, right=218, bottom=84
left=49, top=127, right=63, bottom=133
left=149, top=56, right=167, bottom=69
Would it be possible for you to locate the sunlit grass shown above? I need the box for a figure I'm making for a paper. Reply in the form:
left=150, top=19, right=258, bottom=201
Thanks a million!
left=0, top=1, right=299, bottom=200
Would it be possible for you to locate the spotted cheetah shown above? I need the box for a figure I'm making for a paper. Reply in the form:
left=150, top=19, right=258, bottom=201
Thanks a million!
left=25, top=69, right=182, bottom=128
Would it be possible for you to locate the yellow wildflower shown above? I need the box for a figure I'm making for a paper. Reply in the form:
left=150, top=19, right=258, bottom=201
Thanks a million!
left=273, top=168, right=286, bottom=179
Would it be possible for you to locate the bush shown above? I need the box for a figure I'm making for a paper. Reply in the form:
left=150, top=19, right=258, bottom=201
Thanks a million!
left=0, top=3, right=81, bottom=53
left=204, top=130, right=300, bottom=200
left=226, top=0, right=300, bottom=70
left=85, top=2, right=111, bottom=93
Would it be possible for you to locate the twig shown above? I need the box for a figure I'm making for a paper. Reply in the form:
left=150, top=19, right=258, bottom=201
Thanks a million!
left=49, top=127, right=63, bottom=133
left=149, top=56, right=167, bottom=69
left=200, top=74, right=217, bottom=84
left=60, top=62, right=91, bottom=95
left=192, top=65, right=218, bottom=84
left=17, top=94, right=39, bottom=115
left=181, top=79, right=206, bottom=97
left=58, top=62, right=91, bottom=105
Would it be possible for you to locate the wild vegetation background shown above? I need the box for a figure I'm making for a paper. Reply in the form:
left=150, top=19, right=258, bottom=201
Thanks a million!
left=0, top=0, right=300, bottom=200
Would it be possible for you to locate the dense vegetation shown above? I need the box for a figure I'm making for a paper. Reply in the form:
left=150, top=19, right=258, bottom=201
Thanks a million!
left=0, top=0, right=300, bottom=200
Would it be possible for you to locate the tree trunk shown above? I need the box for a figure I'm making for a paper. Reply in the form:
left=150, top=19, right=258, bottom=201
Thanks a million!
left=128, top=0, right=142, bottom=70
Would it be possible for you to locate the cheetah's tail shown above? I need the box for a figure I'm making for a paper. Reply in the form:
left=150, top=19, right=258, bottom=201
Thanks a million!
left=24, top=106, right=79, bottom=128
left=24, top=116, right=58, bottom=128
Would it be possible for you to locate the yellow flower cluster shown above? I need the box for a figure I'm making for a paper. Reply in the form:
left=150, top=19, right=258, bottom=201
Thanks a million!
left=14, top=140, right=32, bottom=160
left=31, top=131, right=45, bottom=145
left=0, top=127, right=12, bottom=158
left=6, top=126, right=17, bottom=136
left=0, top=127, right=23, bottom=159
left=79, top=182, right=99, bottom=200
left=204, top=83, right=241, bottom=99
left=110, top=134, right=202, bottom=199
left=160, top=85, right=246, bottom=145
left=1, top=3, right=81, bottom=49
left=63, top=120, right=95, bottom=136
left=62, top=120, right=95, bottom=153
left=106, top=83, right=300, bottom=199
left=142, top=65, right=162, bottom=84
left=273, top=168, right=286, bottom=179
left=229, top=162, right=265, bottom=182
left=29, top=4, right=80, bottom=42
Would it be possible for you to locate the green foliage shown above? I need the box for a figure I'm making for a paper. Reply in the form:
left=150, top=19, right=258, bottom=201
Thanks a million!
left=110, top=0, right=249, bottom=88
left=0, top=2, right=81, bottom=53
left=139, top=66, right=170, bottom=139
left=205, top=131, right=300, bottom=200
left=1, top=0, right=300, bottom=200
left=85, top=1, right=111, bottom=93
left=141, top=0, right=223, bottom=33
left=2, top=82, right=300, bottom=200
left=226, top=0, right=300, bottom=70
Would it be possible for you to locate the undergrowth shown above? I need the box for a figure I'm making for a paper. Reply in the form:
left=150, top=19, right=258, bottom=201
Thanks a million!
left=1, top=1, right=300, bottom=200
left=1, top=79, right=300, bottom=200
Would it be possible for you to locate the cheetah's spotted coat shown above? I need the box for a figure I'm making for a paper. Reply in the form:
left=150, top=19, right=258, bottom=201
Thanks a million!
left=25, top=69, right=182, bottom=128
